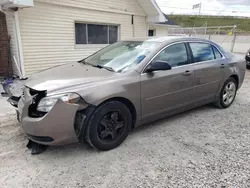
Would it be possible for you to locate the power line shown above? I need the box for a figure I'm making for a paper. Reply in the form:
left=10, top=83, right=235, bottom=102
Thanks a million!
left=158, top=0, right=214, bottom=6
left=156, top=1, right=250, bottom=14
left=159, top=5, right=250, bottom=14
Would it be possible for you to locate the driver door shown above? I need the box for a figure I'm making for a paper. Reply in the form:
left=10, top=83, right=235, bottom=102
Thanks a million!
left=140, top=42, right=195, bottom=119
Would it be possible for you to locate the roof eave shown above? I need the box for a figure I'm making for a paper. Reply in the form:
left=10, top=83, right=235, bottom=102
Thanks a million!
left=149, top=23, right=180, bottom=27
left=149, top=0, right=167, bottom=22
left=0, top=0, right=33, bottom=9
left=137, top=0, right=167, bottom=23
left=147, top=14, right=166, bottom=23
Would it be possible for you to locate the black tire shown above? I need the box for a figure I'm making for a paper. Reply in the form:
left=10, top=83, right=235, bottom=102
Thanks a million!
left=85, top=101, right=132, bottom=151
left=247, top=64, right=250, bottom=70
left=215, top=77, right=237, bottom=109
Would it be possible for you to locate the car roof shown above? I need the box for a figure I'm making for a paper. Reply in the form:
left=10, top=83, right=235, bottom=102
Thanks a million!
left=123, top=36, right=212, bottom=44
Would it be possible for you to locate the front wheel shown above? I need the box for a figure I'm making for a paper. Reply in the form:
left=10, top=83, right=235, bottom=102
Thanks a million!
left=215, top=77, right=237, bottom=108
left=84, top=101, right=132, bottom=151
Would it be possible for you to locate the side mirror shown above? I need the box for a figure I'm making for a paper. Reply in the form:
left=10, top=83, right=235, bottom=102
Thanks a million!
left=146, top=61, right=172, bottom=73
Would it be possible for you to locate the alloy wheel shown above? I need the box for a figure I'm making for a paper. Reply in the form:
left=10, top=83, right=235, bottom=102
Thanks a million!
left=222, top=81, right=236, bottom=106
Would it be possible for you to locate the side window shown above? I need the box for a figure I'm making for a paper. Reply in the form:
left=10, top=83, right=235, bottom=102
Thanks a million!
left=212, top=45, right=223, bottom=59
left=153, top=43, right=188, bottom=67
left=189, top=43, right=215, bottom=63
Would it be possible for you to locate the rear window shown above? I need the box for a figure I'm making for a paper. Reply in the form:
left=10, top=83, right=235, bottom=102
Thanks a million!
left=212, top=46, right=223, bottom=59
left=189, top=43, right=214, bottom=63
left=217, top=45, right=232, bottom=58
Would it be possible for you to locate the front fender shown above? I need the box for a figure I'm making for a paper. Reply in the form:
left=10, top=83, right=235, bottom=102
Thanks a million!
left=79, top=75, right=141, bottom=121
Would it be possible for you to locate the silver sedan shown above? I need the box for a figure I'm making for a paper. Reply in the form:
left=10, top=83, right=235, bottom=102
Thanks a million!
left=13, top=36, right=246, bottom=154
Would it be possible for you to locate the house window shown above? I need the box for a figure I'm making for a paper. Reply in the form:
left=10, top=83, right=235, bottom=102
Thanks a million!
left=75, top=23, right=118, bottom=44
left=148, top=29, right=155, bottom=36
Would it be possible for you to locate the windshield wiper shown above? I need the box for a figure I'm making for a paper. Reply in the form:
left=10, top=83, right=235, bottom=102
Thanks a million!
left=78, top=60, right=115, bottom=72
left=93, top=64, right=115, bottom=72
left=78, top=59, right=93, bottom=66
left=77, top=58, right=85, bottom=63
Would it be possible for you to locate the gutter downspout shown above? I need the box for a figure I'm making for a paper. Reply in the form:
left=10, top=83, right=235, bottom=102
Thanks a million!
left=147, top=23, right=149, bottom=37
left=0, top=7, right=26, bottom=79
left=14, top=10, right=25, bottom=78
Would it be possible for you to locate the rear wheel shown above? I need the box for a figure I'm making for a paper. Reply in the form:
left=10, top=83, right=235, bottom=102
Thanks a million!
left=85, top=101, right=132, bottom=151
left=215, top=77, right=237, bottom=108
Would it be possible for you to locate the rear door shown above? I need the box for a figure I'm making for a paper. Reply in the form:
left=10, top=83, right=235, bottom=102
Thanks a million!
left=188, top=42, right=227, bottom=103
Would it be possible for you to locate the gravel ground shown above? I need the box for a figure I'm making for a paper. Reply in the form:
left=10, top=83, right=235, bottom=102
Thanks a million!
left=1, top=71, right=250, bottom=188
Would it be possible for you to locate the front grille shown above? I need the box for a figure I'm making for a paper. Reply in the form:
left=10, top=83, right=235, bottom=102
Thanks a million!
left=26, top=87, right=47, bottom=118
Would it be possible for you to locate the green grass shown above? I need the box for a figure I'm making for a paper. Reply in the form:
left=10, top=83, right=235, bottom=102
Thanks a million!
left=169, top=15, right=250, bottom=32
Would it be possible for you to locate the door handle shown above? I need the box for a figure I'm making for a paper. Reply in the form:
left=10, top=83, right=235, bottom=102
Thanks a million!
left=220, top=64, right=225, bottom=68
left=182, top=70, right=192, bottom=76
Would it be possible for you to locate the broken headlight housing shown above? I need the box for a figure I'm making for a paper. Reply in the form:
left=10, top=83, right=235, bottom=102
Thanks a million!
left=37, top=93, right=80, bottom=112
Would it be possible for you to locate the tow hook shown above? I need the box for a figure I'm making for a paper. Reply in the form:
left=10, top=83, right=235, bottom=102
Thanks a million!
left=26, top=139, right=48, bottom=155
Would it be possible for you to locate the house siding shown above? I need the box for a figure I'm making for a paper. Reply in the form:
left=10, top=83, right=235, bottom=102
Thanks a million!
left=19, top=1, right=147, bottom=75
left=149, top=25, right=168, bottom=37
left=155, top=26, right=168, bottom=36
left=35, top=0, right=146, bottom=16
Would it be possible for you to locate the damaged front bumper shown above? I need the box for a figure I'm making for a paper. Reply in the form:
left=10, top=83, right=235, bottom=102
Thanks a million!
left=17, top=87, right=85, bottom=146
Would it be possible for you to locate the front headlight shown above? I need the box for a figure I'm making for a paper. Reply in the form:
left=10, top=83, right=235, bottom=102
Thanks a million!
left=37, top=93, right=80, bottom=112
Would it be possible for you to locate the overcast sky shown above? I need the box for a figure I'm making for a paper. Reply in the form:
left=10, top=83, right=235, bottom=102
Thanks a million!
left=156, top=0, right=250, bottom=17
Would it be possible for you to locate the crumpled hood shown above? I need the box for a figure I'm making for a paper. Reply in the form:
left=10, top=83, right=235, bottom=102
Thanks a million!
left=25, top=62, right=116, bottom=93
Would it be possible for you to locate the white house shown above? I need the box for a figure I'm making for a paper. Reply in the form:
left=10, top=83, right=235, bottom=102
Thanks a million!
left=148, top=14, right=179, bottom=37
left=0, top=0, right=168, bottom=78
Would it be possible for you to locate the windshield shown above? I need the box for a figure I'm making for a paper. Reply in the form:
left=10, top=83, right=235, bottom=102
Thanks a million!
left=84, top=41, right=161, bottom=72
